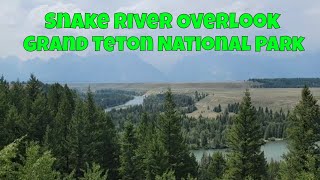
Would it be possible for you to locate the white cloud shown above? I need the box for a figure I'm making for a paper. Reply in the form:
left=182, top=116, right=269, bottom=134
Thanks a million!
left=0, top=0, right=319, bottom=70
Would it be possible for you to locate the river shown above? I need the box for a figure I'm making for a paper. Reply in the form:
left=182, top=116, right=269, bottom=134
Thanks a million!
left=105, top=95, right=145, bottom=111
left=105, top=96, right=289, bottom=163
left=191, top=140, right=288, bottom=163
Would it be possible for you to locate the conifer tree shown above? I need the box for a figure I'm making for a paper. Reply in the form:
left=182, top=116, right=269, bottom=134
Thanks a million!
left=84, top=88, right=99, bottom=164
left=157, top=89, right=197, bottom=179
left=0, top=137, right=23, bottom=179
left=48, top=92, right=73, bottom=174
left=144, top=133, right=169, bottom=180
left=26, top=74, right=42, bottom=102
left=281, top=87, right=320, bottom=179
left=119, top=122, right=139, bottom=179
left=155, top=170, right=176, bottom=180
left=0, top=138, right=59, bottom=180
left=0, top=75, right=9, bottom=147
left=18, top=142, right=60, bottom=180
left=80, top=163, right=108, bottom=180
left=207, top=152, right=226, bottom=179
left=68, top=99, right=88, bottom=177
left=9, top=80, right=25, bottom=112
left=95, top=110, right=120, bottom=180
left=135, top=113, right=153, bottom=178
left=28, top=93, right=52, bottom=143
left=2, top=106, right=24, bottom=146
left=47, top=83, right=64, bottom=116
left=224, top=90, right=267, bottom=179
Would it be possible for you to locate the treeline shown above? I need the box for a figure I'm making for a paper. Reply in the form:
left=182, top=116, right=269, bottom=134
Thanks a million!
left=197, top=87, right=320, bottom=179
left=143, top=94, right=197, bottom=114
left=249, top=78, right=320, bottom=88
left=109, top=101, right=287, bottom=149
left=194, top=91, right=208, bottom=102
left=0, top=75, right=197, bottom=179
left=1, top=75, right=320, bottom=179
left=0, top=75, right=120, bottom=179
left=184, top=105, right=287, bottom=149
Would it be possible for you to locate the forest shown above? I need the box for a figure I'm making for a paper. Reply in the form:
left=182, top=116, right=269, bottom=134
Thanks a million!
left=1, top=75, right=320, bottom=179
left=249, top=78, right=320, bottom=88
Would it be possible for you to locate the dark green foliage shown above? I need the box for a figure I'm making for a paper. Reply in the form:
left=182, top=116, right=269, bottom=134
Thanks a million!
left=249, top=78, right=320, bottom=88
left=47, top=89, right=74, bottom=173
left=227, top=103, right=240, bottom=114
left=194, top=91, right=208, bottom=102
left=198, top=152, right=226, bottom=180
left=135, top=113, right=153, bottom=179
left=0, top=138, right=59, bottom=180
left=144, top=93, right=196, bottom=114
left=208, top=152, right=226, bottom=179
left=156, top=89, right=198, bottom=179
left=119, top=122, right=139, bottom=179
left=80, top=163, right=108, bottom=180
left=2, top=75, right=320, bottom=179
left=267, top=159, right=280, bottom=180
left=213, top=104, right=222, bottom=113
left=281, top=87, right=320, bottom=179
left=225, top=90, right=267, bottom=179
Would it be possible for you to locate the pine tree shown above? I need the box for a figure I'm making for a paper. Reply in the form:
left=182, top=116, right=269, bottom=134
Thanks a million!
left=224, top=90, right=267, bottom=180
left=68, top=99, right=88, bottom=177
left=26, top=74, right=42, bottom=102
left=18, top=142, right=60, bottom=180
left=47, top=83, right=64, bottom=116
left=0, top=137, right=23, bottom=179
left=0, top=75, right=9, bottom=147
left=84, top=88, right=98, bottom=164
left=2, top=106, right=25, bottom=146
left=28, top=93, right=52, bottom=143
left=119, top=122, right=139, bottom=179
left=9, top=80, right=26, bottom=113
left=80, top=163, right=108, bottom=180
left=144, top=133, right=169, bottom=180
left=281, top=87, right=320, bottom=179
left=155, top=170, right=176, bottom=180
left=48, top=92, right=73, bottom=174
left=157, top=89, right=198, bottom=179
left=1, top=138, right=59, bottom=180
left=95, top=111, right=120, bottom=180
left=135, top=113, right=153, bottom=178
left=208, top=152, right=226, bottom=179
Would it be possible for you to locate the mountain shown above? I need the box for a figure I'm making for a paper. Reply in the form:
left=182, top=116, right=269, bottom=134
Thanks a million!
left=0, top=53, right=167, bottom=83
left=0, top=52, right=319, bottom=83
left=167, top=52, right=320, bottom=82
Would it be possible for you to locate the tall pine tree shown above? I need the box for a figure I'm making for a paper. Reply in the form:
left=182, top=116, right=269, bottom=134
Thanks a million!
left=224, top=90, right=267, bottom=179
left=157, top=89, right=197, bottom=179
left=119, top=122, right=139, bottom=179
left=281, top=87, right=320, bottom=179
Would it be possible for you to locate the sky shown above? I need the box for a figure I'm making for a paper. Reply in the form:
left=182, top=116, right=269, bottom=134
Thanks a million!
left=0, top=0, right=320, bottom=75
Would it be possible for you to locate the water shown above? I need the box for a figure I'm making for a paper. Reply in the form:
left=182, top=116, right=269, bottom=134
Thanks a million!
left=106, top=95, right=145, bottom=111
left=106, top=96, right=289, bottom=163
left=191, top=140, right=288, bottom=163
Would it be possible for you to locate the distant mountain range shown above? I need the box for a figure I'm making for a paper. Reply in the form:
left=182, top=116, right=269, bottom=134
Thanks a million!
left=0, top=52, right=319, bottom=83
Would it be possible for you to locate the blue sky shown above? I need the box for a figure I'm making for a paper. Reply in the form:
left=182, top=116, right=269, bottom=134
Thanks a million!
left=0, top=0, right=319, bottom=80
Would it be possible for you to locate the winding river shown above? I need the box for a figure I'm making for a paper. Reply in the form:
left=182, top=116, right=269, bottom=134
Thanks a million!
left=105, top=95, right=289, bottom=163
left=105, top=95, right=145, bottom=111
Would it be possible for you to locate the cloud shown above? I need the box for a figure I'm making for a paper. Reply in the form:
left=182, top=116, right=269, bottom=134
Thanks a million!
left=0, top=0, right=319, bottom=71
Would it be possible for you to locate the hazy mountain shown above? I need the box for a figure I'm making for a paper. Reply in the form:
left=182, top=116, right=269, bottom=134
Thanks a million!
left=0, top=53, right=167, bottom=83
left=168, top=52, right=320, bottom=82
left=0, top=52, right=319, bottom=83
